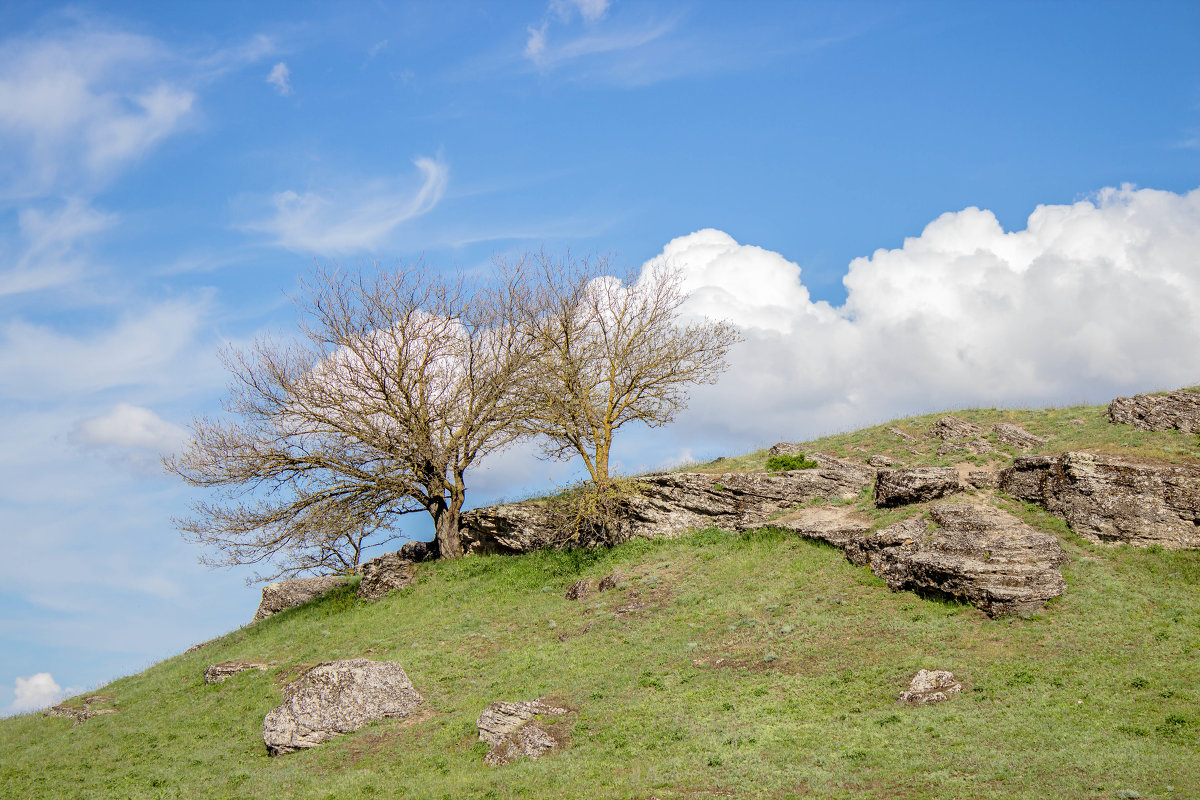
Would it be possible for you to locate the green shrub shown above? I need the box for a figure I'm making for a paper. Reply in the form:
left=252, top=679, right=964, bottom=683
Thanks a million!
left=765, top=453, right=819, bottom=471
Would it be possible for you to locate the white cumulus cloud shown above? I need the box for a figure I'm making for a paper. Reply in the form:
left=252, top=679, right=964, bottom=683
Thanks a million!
left=72, top=403, right=189, bottom=454
left=266, top=61, right=291, bottom=95
left=639, top=185, right=1200, bottom=445
left=10, top=673, right=80, bottom=714
left=246, top=156, right=448, bottom=253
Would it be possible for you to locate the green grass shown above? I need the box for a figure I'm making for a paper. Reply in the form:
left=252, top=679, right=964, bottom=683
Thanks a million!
left=5, top=397, right=1199, bottom=799
left=3, top=523, right=1198, bottom=799
left=683, top=402, right=1200, bottom=474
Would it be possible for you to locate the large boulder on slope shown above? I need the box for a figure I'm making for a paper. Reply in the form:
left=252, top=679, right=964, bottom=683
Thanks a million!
left=760, top=503, right=1068, bottom=617
left=253, top=576, right=350, bottom=622
left=1109, top=389, right=1200, bottom=434
left=262, top=659, right=423, bottom=755
left=356, top=552, right=415, bottom=602
left=999, top=452, right=1200, bottom=549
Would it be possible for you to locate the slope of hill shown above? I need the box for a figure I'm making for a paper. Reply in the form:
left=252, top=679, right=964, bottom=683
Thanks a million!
left=2, top=398, right=1198, bottom=799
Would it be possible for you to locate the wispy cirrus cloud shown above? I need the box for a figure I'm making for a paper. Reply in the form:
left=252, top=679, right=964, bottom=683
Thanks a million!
left=244, top=156, right=449, bottom=254
left=266, top=61, right=292, bottom=95
left=0, top=29, right=195, bottom=198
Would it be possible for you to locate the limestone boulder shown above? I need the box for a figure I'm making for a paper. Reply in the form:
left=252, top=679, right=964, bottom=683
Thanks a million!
left=204, top=660, right=270, bottom=684
left=356, top=552, right=415, bottom=602
left=253, top=576, right=349, bottom=622
left=757, top=503, right=1066, bottom=617
left=874, top=467, right=963, bottom=507
left=930, top=416, right=983, bottom=441
left=262, top=659, right=423, bottom=755
left=460, top=453, right=875, bottom=555
left=999, top=452, right=1200, bottom=549
left=476, top=699, right=571, bottom=766
left=1109, top=389, right=1200, bottom=434
left=991, top=422, right=1047, bottom=449
left=899, top=669, right=963, bottom=704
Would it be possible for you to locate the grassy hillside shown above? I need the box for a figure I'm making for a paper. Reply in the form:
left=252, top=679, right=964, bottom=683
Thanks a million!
left=2, top=400, right=1199, bottom=800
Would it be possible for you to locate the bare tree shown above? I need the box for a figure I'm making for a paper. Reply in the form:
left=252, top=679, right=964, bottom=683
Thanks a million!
left=165, top=262, right=536, bottom=571
left=513, top=252, right=741, bottom=484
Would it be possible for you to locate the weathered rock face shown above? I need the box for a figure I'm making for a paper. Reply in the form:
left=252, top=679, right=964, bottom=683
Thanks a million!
left=253, top=576, right=349, bottom=622
left=356, top=553, right=415, bottom=602
left=204, top=660, right=270, bottom=684
left=476, top=699, right=570, bottom=766
left=899, top=669, right=963, bottom=704
left=991, top=422, right=1047, bottom=449
left=460, top=453, right=875, bottom=555
left=874, top=467, right=963, bottom=507
left=1109, top=389, right=1200, bottom=434
left=967, top=469, right=998, bottom=489
left=398, top=539, right=438, bottom=562
left=999, top=452, right=1200, bottom=549
left=931, top=416, right=982, bottom=441
left=763, top=503, right=1067, bottom=617
left=262, top=659, right=423, bottom=755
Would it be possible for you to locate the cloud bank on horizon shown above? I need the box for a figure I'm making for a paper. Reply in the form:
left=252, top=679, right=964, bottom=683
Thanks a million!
left=638, top=184, right=1200, bottom=446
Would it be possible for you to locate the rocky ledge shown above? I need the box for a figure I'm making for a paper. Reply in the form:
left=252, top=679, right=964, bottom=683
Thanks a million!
left=1000, top=451, right=1200, bottom=549
left=761, top=502, right=1068, bottom=617
left=461, top=453, right=874, bottom=555
left=1109, top=389, right=1200, bottom=434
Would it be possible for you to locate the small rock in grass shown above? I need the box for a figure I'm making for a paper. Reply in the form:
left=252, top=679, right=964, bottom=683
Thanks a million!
left=564, top=579, right=592, bottom=600
left=204, top=660, right=270, bottom=684
left=597, top=572, right=621, bottom=592
left=898, top=669, right=963, bottom=705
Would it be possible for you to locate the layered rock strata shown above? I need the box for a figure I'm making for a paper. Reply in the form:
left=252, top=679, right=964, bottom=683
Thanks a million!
left=461, top=453, right=875, bottom=555
left=1109, top=389, right=1200, bottom=434
left=476, top=699, right=571, bottom=766
left=263, top=659, right=423, bottom=755
left=874, top=467, right=963, bottom=507
left=1000, top=452, right=1200, bottom=549
left=761, top=503, right=1068, bottom=617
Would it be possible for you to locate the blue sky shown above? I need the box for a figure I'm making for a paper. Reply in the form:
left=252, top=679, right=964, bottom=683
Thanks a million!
left=2, top=0, right=1199, bottom=713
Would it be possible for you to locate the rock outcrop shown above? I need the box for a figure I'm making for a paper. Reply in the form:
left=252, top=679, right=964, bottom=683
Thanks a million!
left=44, top=695, right=118, bottom=726
left=1109, top=389, right=1200, bottom=434
left=356, top=552, right=415, bottom=602
left=204, top=660, right=270, bottom=684
left=476, top=699, right=570, bottom=766
left=754, top=503, right=1067, bottom=617
left=931, top=416, right=982, bottom=442
left=253, top=576, right=350, bottom=622
left=397, top=539, right=438, bottom=562
left=991, top=422, right=1047, bottom=449
left=262, top=659, right=423, bottom=755
left=999, top=452, right=1200, bottom=549
left=899, top=669, right=963, bottom=704
left=460, top=453, right=875, bottom=555
left=848, top=503, right=1068, bottom=617
left=874, top=467, right=963, bottom=507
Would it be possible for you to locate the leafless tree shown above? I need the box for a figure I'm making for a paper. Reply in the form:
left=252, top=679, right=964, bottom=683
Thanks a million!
left=512, top=252, right=741, bottom=485
left=165, top=262, right=536, bottom=571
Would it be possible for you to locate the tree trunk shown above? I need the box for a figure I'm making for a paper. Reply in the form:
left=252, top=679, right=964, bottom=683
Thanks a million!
left=433, top=503, right=463, bottom=560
